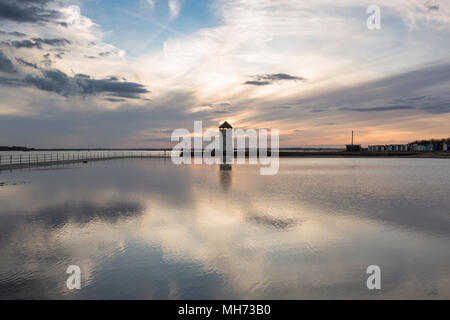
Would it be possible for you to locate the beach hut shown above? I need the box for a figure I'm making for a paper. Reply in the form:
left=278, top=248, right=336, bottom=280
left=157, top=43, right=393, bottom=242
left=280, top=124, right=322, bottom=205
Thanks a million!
left=368, top=145, right=385, bottom=152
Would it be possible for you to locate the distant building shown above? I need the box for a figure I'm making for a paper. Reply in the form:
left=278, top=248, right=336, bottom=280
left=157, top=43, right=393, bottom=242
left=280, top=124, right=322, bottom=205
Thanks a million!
left=346, top=144, right=361, bottom=152
left=346, top=130, right=361, bottom=152
left=409, top=143, right=426, bottom=151
left=368, top=144, right=408, bottom=152
left=407, top=139, right=450, bottom=152
left=385, top=144, right=408, bottom=151
left=368, top=145, right=385, bottom=152
left=369, top=139, right=450, bottom=152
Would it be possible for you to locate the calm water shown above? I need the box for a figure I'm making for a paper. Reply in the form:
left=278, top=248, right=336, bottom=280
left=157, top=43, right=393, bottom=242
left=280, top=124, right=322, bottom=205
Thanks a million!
left=0, top=158, right=449, bottom=299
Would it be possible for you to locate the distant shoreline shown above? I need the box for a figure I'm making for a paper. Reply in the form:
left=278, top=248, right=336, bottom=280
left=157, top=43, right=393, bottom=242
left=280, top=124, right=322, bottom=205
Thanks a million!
left=0, top=146, right=35, bottom=151
left=1, top=148, right=450, bottom=158
left=277, top=151, right=450, bottom=158
left=188, top=150, right=450, bottom=158
left=1, top=151, right=449, bottom=172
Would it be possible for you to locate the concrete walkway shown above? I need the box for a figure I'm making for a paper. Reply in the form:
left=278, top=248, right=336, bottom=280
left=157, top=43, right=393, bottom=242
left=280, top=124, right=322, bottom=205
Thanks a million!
left=0, top=155, right=170, bottom=171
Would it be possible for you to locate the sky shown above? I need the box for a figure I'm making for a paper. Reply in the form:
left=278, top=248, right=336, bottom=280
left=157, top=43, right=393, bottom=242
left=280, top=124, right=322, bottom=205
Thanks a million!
left=0, top=0, right=449, bottom=148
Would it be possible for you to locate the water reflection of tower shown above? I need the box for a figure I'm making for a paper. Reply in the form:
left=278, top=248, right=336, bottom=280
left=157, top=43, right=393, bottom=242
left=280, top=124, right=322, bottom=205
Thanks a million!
left=219, top=164, right=232, bottom=190
left=219, top=121, right=233, bottom=163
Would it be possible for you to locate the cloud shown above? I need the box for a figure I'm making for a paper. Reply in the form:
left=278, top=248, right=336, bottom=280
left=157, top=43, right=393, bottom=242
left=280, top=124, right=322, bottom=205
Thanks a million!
left=243, top=80, right=271, bottom=86
left=0, top=50, right=16, bottom=73
left=247, top=214, right=297, bottom=230
left=3, top=37, right=70, bottom=49
left=0, top=91, right=204, bottom=147
left=29, top=201, right=145, bottom=227
left=238, top=62, right=450, bottom=145
left=3, top=39, right=37, bottom=49
left=244, top=73, right=305, bottom=86
left=0, top=76, right=25, bottom=86
left=15, top=57, right=38, bottom=69
left=214, top=102, right=231, bottom=107
left=104, top=97, right=126, bottom=103
left=0, top=59, right=149, bottom=99
left=345, top=95, right=450, bottom=115
left=425, top=0, right=439, bottom=11
left=289, top=63, right=450, bottom=117
left=41, top=53, right=52, bottom=67
left=0, top=30, right=27, bottom=37
left=147, top=0, right=155, bottom=10
left=256, top=73, right=305, bottom=81
left=272, top=105, right=292, bottom=109
left=33, top=38, right=70, bottom=46
left=168, top=0, right=181, bottom=19
left=211, top=110, right=229, bottom=114
left=22, top=69, right=150, bottom=98
left=200, top=102, right=231, bottom=108
left=0, top=0, right=60, bottom=23
left=83, top=78, right=150, bottom=98
left=1, top=0, right=450, bottom=147
left=419, top=97, right=450, bottom=114
left=24, top=69, right=71, bottom=95
left=340, top=105, right=415, bottom=112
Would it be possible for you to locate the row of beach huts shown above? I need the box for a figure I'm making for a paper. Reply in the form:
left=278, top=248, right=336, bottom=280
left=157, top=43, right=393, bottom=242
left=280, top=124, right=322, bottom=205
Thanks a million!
left=368, top=139, right=449, bottom=152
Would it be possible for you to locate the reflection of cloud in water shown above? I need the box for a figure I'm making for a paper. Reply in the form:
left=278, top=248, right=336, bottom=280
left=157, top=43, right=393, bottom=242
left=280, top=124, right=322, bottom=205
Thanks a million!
left=29, top=201, right=144, bottom=227
left=0, top=180, right=28, bottom=187
left=0, top=158, right=450, bottom=299
left=247, top=214, right=298, bottom=230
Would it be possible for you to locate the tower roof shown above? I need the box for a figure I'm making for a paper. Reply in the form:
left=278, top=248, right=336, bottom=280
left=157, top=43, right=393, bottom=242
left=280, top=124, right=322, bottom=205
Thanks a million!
left=219, top=121, right=232, bottom=129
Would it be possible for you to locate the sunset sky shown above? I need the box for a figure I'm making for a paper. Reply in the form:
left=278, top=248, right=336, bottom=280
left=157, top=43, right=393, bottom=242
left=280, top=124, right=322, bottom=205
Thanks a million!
left=0, top=0, right=449, bottom=148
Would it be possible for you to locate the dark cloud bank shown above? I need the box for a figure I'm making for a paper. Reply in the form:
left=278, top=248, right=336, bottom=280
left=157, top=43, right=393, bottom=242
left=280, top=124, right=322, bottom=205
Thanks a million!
left=0, top=49, right=149, bottom=99
left=16, top=69, right=150, bottom=99
left=0, top=0, right=60, bottom=24
left=0, top=0, right=148, bottom=101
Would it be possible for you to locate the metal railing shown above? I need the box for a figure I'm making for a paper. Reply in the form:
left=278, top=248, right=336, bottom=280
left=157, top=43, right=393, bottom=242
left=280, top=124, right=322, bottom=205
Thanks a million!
left=0, top=151, right=173, bottom=166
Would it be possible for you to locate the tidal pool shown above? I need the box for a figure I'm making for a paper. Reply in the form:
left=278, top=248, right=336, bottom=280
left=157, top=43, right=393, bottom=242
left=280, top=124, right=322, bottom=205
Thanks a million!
left=0, top=157, right=449, bottom=299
